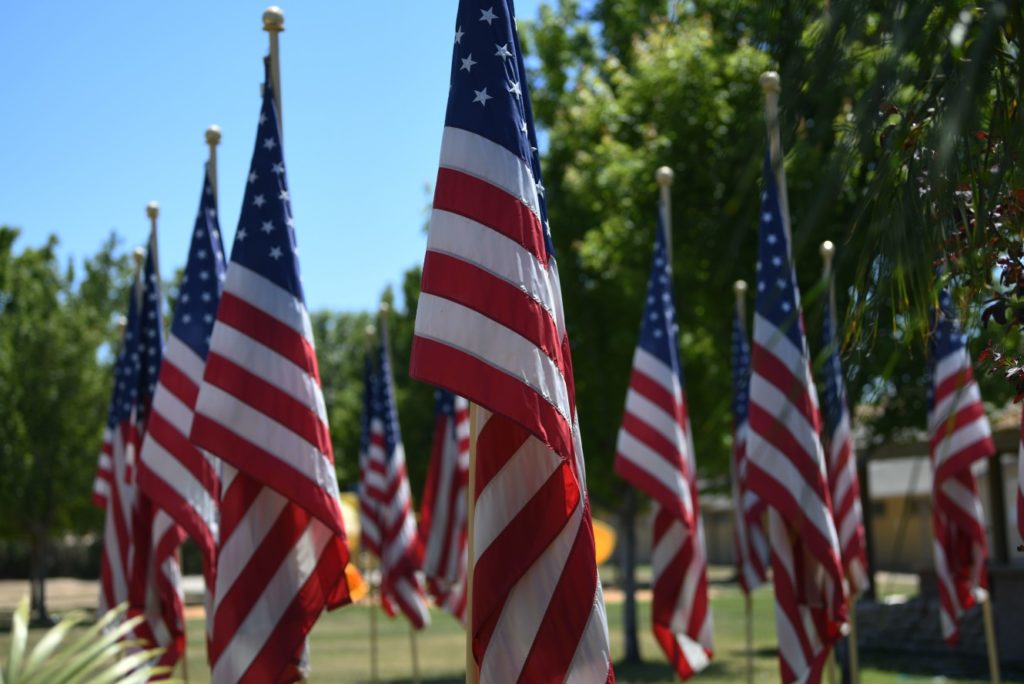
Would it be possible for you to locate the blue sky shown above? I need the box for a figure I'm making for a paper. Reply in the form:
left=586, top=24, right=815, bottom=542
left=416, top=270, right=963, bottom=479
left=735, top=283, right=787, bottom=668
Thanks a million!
left=0, top=1, right=545, bottom=312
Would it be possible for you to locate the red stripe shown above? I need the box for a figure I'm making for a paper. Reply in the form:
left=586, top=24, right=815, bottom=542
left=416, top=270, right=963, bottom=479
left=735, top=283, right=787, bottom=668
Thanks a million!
left=473, top=435, right=579, bottom=662
left=420, top=251, right=566, bottom=379
left=932, top=366, right=975, bottom=406
left=191, top=412, right=345, bottom=538
left=216, top=292, right=320, bottom=384
left=751, top=344, right=820, bottom=433
left=619, top=411, right=686, bottom=474
left=628, top=369, right=682, bottom=424
left=158, top=358, right=199, bottom=408
left=142, top=409, right=219, bottom=497
left=518, top=509, right=598, bottom=681
left=613, top=456, right=692, bottom=526
left=204, top=352, right=333, bottom=458
left=747, top=401, right=829, bottom=503
left=433, top=167, right=547, bottom=265
left=410, top=337, right=572, bottom=461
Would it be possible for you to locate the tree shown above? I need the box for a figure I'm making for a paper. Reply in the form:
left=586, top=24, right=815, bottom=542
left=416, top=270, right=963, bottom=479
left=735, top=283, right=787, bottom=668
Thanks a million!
left=523, top=0, right=1020, bottom=661
left=0, top=228, right=132, bottom=622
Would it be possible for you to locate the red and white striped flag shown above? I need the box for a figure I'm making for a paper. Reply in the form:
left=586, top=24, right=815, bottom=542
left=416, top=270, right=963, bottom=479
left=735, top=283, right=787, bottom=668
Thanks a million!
left=408, top=1, right=613, bottom=680
left=190, top=63, right=351, bottom=683
left=730, top=298, right=769, bottom=594
left=365, top=320, right=430, bottom=629
left=614, top=213, right=713, bottom=678
left=820, top=266, right=869, bottom=595
left=928, top=289, right=993, bottom=644
left=419, top=391, right=470, bottom=622
left=137, top=164, right=226, bottom=652
left=746, top=146, right=846, bottom=683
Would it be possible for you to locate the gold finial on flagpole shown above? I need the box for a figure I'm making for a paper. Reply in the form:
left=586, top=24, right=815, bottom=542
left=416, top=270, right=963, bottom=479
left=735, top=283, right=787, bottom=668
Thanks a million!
left=820, top=240, right=835, bottom=278
left=263, top=6, right=285, bottom=135
left=655, top=165, right=674, bottom=260
left=206, top=125, right=222, bottom=200
left=734, top=279, right=748, bottom=322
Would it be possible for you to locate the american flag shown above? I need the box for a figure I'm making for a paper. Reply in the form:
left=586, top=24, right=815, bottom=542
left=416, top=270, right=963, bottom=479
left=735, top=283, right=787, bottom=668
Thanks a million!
left=927, top=289, right=993, bottom=644
left=137, top=164, right=226, bottom=651
left=125, top=233, right=187, bottom=673
left=190, top=61, right=351, bottom=683
left=746, top=151, right=846, bottom=683
left=820, top=269, right=869, bottom=595
left=730, top=297, right=769, bottom=594
left=419, top=390, right=470, bottom=621
left=408, top=1, right=614, bottom=679
left=614, top=213, right=713, bottom=678
left=365, top=321, right=430, bottom=629
left=96, top=274, right=143, bottom=617
left=358, top=354, right=382, bottom=558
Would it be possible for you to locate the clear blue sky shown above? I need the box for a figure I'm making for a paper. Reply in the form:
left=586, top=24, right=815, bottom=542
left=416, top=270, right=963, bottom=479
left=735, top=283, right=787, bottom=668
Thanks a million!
left=0, top=1, right=545, bottom=312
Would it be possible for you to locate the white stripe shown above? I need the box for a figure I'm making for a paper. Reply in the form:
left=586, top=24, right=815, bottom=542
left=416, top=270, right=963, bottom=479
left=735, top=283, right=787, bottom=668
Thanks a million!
left=164, top=334, right=206, bottom=386
left=933, top=348, right=971, bottom=388
left=632, top=347, right=683, bottom=400
left=209, top=323, right=328, bottom=424
left=195, top=383, right=340, bottom=502
left=438, top=126, right=540, bottom=220
left=474, top=432, right=562, bottom=562
left=427, top=209, right=559, bottom=321
left=749, top=371, right=825, bottom=473
left=753, top=313, right=811, bottom=385
left=769, top=510, right=810, bottom=679
left=212, top=516, right=332, bottom=684
left=615, top=429, right=690, bottom=508
left=940, top=477, right=986, bottom=526
left=651, top=516, right=685, bottom=581
left=149, top=377, right=195, bottom=437
left=213, top=486, right=288, bottom=614
left=746, top=434, right=840, bottom=551
left=564, top=583, right=612, bottom=684
left=223, top=262, right=314, bottom=347
left=479, top=499, right=584, bottom=681
left=623, top=388, right=685, bottom=454
left=929, top=381, right=982, bottom=433
left=933, top=414, right=992, bottom=466
left=415, top=293, right=571, bottom=424
left=140, top=435, right=218, bottom=538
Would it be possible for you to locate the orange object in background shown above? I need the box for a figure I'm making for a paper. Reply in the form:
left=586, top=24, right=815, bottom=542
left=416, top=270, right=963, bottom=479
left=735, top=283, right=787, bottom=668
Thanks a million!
left=593, top=518, right=616, bottom=566
left=344, top=562, right=368, bottom=603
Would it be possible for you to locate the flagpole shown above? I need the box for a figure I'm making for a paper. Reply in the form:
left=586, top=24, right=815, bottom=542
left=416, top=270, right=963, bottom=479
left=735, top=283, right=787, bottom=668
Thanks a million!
left=735, top=279, right=754, bottom=684
left=759, top=71, right=792, bottom=245
left=205, top=125, right=221, bottom=200
left=848, top=589, right=860, bottom=684
left=364, top=324, right=379, bottom=684
left=409, top=624, right=421, bottom=684
left=979, top=588, right=1001, bottom=684
left=656, top=166, right=674, bottom=260
left=262, top=6, right=284, bottom=137
left=465, top=402, right=479, bottom=684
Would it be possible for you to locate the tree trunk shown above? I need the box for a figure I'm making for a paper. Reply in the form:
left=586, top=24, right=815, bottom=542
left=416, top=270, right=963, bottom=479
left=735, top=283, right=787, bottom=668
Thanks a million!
left=29, top=524, right=53, bottom=626
left=620, top=489, right=641, bottom=664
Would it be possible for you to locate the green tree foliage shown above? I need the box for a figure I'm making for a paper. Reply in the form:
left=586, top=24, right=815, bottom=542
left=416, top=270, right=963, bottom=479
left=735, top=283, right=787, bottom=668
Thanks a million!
left=0, top=228, right=132, bottom=619
left=523, top=0, right=1021, bottom=506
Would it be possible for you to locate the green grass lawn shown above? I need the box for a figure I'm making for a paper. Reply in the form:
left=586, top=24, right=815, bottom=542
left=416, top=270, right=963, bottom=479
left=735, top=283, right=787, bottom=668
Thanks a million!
left=1, top=581, right=993, bottom=683
left=171, top=583, right=988, bottom=683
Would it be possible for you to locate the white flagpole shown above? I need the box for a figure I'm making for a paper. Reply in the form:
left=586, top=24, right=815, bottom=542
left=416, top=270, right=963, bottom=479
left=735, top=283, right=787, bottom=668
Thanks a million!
left=465, top=404, right=479, bottom=684
left=979, top=588, right=1001, bottom=684
left=656, top=166, right=674, bottom=261
left=262, top=7, right=284, bottom=137
left=205, top=125, right=221, bottom=200
left=734, top=279, right=754, bottom=684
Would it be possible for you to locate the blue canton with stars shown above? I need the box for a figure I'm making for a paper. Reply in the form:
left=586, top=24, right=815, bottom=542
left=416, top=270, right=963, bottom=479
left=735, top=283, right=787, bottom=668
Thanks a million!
left=927, top=289, right=969, bottom=410
left=373, top=326, right=403, bottom=462
left=107, top=278, right=142, bottom=427
left=171, top=165, right=226, bottom=360
left=136, top=238, right=164, bottom=421
left=228, top=59, right=304, bottom=301
left=821, top=289, right=848, bottom=436
left=434, top=389, right=459, bottom=439
left=446, top=0, right=555, bottom=258
left=755, top=151, right=807, bottom=353
left=731, top=306, right=751, bottom=427
left=636, top=213, right=685, bottom=385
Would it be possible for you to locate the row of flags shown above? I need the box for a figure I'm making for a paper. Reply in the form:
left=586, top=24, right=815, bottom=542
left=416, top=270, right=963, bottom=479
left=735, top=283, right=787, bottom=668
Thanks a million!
left=90, top=0, right=1017, bottom=681
left=94, top=59, right=352, bottom=683
left=610, top=77, right=1005, bottom=683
